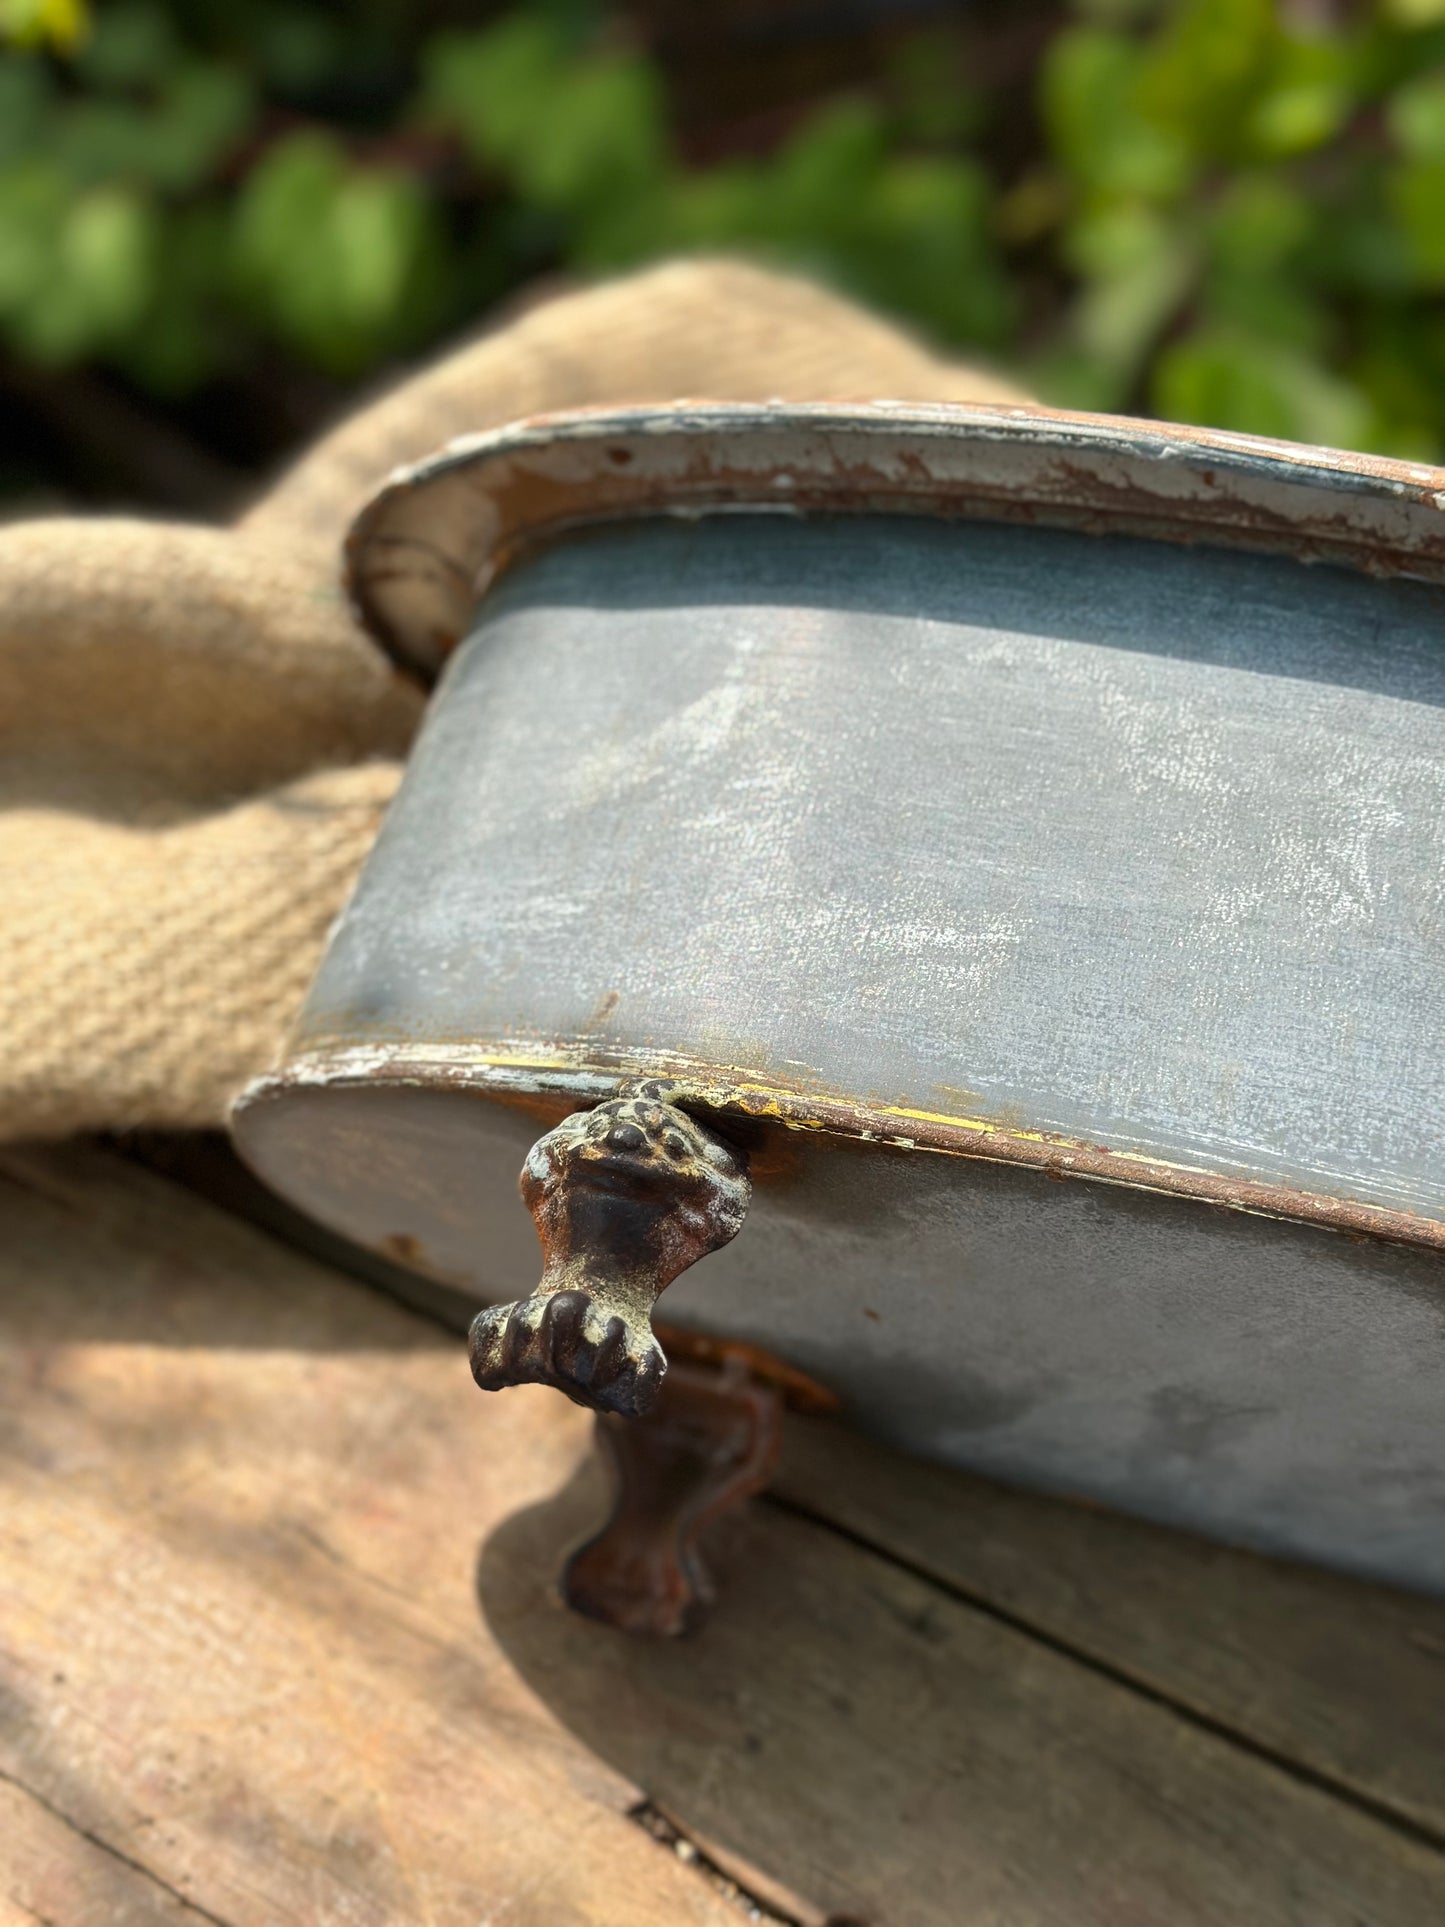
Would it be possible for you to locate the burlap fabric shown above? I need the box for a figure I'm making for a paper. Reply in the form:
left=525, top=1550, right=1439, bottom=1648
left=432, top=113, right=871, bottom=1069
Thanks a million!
left=0, top=258, right=1028, bottom=1141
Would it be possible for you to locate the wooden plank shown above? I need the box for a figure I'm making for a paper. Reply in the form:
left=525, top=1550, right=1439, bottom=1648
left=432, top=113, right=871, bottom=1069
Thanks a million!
left=1, top=1778, right=206, bottom=1927
left=2, top=1143, right=1443, bottom=1927
left=0, top=1146, right=743, bottom=1927
left=773, top=1414, right=1445, bottom=1844
left=482, top=1453, right=1445, bottom=1927
left=146, top=1129, right=1445, bottom=1846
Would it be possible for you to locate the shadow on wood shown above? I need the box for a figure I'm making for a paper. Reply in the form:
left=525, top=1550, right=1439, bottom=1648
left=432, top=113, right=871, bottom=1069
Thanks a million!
left=6, top=1141, right=1443, bottom=1927
left=0, top=1140, right=454, bottom=1351
left=476, top=1445, right=1445, bottom=1927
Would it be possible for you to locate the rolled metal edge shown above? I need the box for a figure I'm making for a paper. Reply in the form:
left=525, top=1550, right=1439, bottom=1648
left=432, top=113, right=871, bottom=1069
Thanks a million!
left=232, top=1043, right=1445, bottom=1255
left=341, top=399, right=1445, bottom=683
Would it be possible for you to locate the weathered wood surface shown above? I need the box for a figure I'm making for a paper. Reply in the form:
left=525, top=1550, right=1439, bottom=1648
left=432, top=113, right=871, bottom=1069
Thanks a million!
left=1, top=1777, right=202, bottom=1927
left=0, top=1146, right=732, bottom=1927
left=773, top=1415, right=1445, bottom=1844
left=2, top=1141, right=1443, bottom=1927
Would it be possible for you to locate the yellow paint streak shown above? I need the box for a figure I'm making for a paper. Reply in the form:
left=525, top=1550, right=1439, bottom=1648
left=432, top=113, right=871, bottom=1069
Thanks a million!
left=875, top=1101, right=1052, bottom=1144
left=259, top=1040, right=1444, bottom=1245
left=314, top=1044, right=1211, bottom=1177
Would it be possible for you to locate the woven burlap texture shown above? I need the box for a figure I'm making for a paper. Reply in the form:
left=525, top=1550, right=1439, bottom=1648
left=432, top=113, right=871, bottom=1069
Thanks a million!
left=0, top=257, right=1029, bottom=1141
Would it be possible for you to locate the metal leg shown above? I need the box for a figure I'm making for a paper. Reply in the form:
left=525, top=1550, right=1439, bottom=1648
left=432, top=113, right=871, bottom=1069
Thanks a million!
left=562, top=1354, right=784, bottom=1637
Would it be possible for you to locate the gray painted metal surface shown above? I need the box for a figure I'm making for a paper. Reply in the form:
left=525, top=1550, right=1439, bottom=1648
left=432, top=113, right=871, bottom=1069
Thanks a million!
left=236, top=1079, right=1445, bottom=1593
left=234, top=406, right=1445, bottom=1595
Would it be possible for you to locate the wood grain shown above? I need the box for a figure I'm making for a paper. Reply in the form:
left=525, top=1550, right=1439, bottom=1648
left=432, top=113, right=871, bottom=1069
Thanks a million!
left=2, top=1142, right=1442, bottom=1927
left=0, top=1145, right=739, bottom=1927
left=773, top=1414, right=1445, bottom=1844
left=0, top=1777, right=211, bottom=1927
left=482, top=1461, right=1445, bottom=1927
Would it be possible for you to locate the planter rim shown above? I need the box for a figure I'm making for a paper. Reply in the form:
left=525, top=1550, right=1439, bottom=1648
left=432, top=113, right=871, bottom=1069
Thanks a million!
left=343, top=398, right=1445, bottom=683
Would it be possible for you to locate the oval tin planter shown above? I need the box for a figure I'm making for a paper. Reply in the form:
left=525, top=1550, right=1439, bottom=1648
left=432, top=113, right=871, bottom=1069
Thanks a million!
left=233, top=402, right=1445, bottom=1595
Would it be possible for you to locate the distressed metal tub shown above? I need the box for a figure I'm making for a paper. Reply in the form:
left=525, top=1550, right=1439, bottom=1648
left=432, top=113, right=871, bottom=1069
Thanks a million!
left=232, top=403, right=1445, bottom=1595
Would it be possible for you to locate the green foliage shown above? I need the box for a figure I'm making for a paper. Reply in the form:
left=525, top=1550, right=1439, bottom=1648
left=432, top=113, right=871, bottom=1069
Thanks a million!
left=4, top=0, right=1445, bottom=461
left=231, top=131, right=446, bottom=374
left=1039, top=0, right=1445, bottom=452
left=654, top=102, right=1013, bottom=344
left=1, top=0, right=87, bottom=52
left=415, top=22, right=1013, bottom=338
left=420, top=14, right=666, bottom=230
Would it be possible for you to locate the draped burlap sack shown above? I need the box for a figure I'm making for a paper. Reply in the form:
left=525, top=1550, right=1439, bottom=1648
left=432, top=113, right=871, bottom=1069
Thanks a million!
left=0, top=257, right=1028, bottom=1141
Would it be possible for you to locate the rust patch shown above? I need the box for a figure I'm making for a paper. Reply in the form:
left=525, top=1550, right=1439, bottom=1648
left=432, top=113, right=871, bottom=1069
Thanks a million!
left=341, top=401, right=1445, bottom=685
left=652, top=1322, right=840, bottom=1415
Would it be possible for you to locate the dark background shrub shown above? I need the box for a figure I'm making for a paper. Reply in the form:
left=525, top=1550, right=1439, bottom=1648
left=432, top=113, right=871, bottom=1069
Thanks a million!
left=4, top=0, right=1444, bottom=516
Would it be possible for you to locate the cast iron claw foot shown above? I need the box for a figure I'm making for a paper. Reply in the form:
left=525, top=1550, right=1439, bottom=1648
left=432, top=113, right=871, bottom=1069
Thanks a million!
left=562, top=1355, right=784, bottom=1637
left=469, top=1090, right=751, bottom=1417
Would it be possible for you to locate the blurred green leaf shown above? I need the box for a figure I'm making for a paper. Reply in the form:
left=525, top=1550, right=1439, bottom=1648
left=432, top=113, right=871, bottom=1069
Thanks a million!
left=1136, top=0, right=1279, bottom=158
left=1027, top=342, right=1129, bottom=413
left=661, top=101, right=1012, bottom=347
left=770, top=98, right=889, bottom=225
left=524, top=56, right=665, bottom=222
left=1208, top=175, right=1312, bottom=270
left=72, top=2, right=174, bottom=86
left=1, top=0, right=86, bottom=52
left=662, top=159, right=769, bottom=250
left=1043, top=28, right=1191, bottom=197
left=0, top=159, right=69, bottom=314
left=331, top=172, right=440, bottom=332
left=1245, top=34, right=1353, bottom=158
left=0, top=179, right=159, bottom=361
left=1384, top=0, right=1445, bottom=25
left=420, top=15, right=570, bottom=166
left=52, top=46, right=252, bottom=191
left=421, top=15, right=664, bottom=228
left=1388, top=69, right=1445, bottom=158
left=1067, top=202, right=1196, bottom=376
left=1306, top=187, right=1417, bottom=296
left=231, top=130, right=445, bottom=373
left=118, top=202, right=228, bottom=392
left=145, top=62, right=255, bottom=191
left=1351, top=315, right=1445, bottom=458
left=1200, top=176, right=1321, bottom=349
left=1153, top=329, right=1374, bottom=448
left=0, top=55, right=52, bottom=162
left=1203, top=267, right=1325, bottom=351
left=842, top=154, right=1014, bottom=345
left=1388, top=155, right=1445, bottom=282
left=51, top=99, right=153, bottom=184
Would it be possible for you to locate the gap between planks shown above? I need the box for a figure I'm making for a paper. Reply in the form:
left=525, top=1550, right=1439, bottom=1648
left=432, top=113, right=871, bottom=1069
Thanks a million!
left=113, top=1133, right=1445, bottom=1853
left=3, top=1139, right=1444, bottom=1927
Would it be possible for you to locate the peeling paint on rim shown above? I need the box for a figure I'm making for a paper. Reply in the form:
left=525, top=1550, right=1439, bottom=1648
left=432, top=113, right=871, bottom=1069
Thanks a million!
left=237, top=1042, right=1445, bottom=1255
left=343, top=400, right=1445, bottom=683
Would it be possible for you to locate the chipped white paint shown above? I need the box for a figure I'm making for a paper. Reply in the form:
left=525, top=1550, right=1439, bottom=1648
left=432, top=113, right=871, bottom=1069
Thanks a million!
left=343, top=400, right=1445, bottom=682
